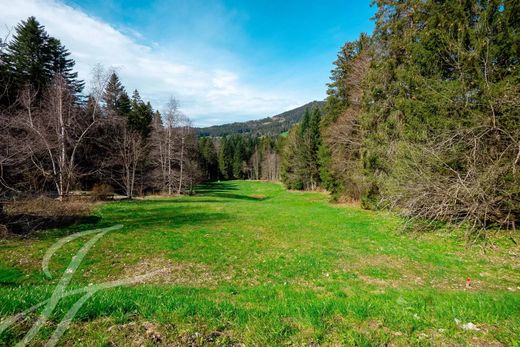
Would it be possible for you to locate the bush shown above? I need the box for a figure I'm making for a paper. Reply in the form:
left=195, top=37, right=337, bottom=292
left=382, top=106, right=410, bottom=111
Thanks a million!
left=5, top=196, right=92, bottom=217
left=0, top=224, right=7, bottom=238
left=91, top=183, right=114, bottom=201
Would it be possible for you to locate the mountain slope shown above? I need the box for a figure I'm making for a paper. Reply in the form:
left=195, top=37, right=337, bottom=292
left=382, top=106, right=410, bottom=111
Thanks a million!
left=197, top=100, right=324, bottom=137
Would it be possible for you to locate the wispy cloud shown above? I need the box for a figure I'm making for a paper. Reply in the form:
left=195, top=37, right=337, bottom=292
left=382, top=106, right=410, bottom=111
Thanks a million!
left=0, top=0, right=308, bottom=126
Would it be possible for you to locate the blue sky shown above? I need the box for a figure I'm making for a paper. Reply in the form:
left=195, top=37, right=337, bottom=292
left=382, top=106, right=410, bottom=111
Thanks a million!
left=1, top=0, right=375, bottom=126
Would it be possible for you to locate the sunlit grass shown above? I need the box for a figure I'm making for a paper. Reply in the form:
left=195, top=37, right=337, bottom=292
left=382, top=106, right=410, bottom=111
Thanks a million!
left=1, top=181, right=519, bottom=345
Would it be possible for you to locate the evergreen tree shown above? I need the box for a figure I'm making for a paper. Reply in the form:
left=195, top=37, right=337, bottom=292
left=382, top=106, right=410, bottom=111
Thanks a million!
left=198, top=137, right=219, bottom=180
left=232, top=136, right=246, bottom=178
left=281, top=107, right=322, bottom=190
left=103, top=72, right=125, bottom=115
left=128, top=89, right=153, bottom=137
left=324, top=34, right=369, bottom=124
left=117, top=91, right=131, bottom=117
left=218, top=136, right=234, bottom=179
left=1, top=17, right=83, bottom=102
left=305, top=108, right=322, bottom=189
left=359, top=0, right=520, bottom=227
left=2, top=17, right=50, bottom=96
left=281, top=125, right=304, bottom=189
left=47, top=37, right=83, bottom=94
left=323, top=34, right=369, bottom=126
left=319, top=33, right=371, bottom=200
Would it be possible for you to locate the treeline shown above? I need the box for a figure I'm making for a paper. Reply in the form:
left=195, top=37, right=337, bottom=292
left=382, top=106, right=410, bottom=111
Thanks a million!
left=2, top=0, right=518, bottom=235
left=0, top=17, right=285, bottom=201
left=0, top=17, right=201, bottom=199
left=281, top=0, right=519, bottom=233
left=199, top=135, right=283, bottom=181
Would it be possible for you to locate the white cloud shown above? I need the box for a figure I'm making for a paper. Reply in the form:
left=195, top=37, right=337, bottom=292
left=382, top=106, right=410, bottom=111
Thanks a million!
left=0, top=0, right=309, bottom=126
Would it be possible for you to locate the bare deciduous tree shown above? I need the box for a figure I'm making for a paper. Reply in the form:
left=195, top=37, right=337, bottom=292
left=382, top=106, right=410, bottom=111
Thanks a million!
left=1, top=66, right=110, bottom=199
left=109, top=117, right=147, bottom=198
left=149, top=97, right=198, bottom=195
left=10, top=71, right=108, bottom=199
left=321, top=49, right=370, bottom=200
left=149, top=97, right=179, bottom=194
left=175, top=112, right=192, bottom=194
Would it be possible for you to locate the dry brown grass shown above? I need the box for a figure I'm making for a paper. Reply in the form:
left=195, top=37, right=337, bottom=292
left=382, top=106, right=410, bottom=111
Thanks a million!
left=1, top=196, right=97, bottom=236
left=4, top=196, right=94, bottom=217
left=118, top=257, right=235, bottom=288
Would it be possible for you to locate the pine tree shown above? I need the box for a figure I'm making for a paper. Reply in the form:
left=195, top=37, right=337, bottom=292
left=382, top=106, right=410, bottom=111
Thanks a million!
left=2, top=17, right=51, bottom=95
left=198, top=137, right=219, bottom=180
left=360, top=0, right=520, bottom=227
left=47, top=37, right=83, bottom=94
left=281, top=125, right=304, bottom=189
left=103, top=72, right=125, bottom=115
left=1, top=17, right=83, bottom=102
left=319, top=33, right=371, bottom=200
left=281, top=107, right=322, bottom=190
left=232, top=136, right=245, bottom=178
left=117, top=91, right=131, bottom=117
left=323, top=34, right=369, bottom=126
left=306, top=108, right=322, bottom=189
left=218, top=136, right=234, bottom=179
left=128, top=89, right=153, bottom=137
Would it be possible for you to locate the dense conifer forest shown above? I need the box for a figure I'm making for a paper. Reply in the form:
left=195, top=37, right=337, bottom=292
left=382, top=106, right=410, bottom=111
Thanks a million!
left=280, top=1, right=519, bottom=235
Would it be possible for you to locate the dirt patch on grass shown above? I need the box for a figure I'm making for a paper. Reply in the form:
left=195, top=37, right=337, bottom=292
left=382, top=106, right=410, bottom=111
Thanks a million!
left=329, top=196, right=362, bottom=208
left=119, top=257, right=235, bottom=287
left=336, top=254, right=437, bottom=289
left=105, top=321, right=167, bottom=346
left=68, top=318, right=238, bottom=347
left=337, top=253, right=519, bottom=291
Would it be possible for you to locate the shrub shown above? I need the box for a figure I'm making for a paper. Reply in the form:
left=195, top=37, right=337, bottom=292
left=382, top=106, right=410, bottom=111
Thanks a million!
left=91, top=183, right=114, bottom=201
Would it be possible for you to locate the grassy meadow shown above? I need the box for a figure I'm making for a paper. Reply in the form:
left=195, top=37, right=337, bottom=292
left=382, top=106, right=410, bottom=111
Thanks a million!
left=0, top=181, right=519, bottom=346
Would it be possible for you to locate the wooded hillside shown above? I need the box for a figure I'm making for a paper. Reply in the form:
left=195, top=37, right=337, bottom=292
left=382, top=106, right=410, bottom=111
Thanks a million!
left=196, top=101, right=324, bottom=137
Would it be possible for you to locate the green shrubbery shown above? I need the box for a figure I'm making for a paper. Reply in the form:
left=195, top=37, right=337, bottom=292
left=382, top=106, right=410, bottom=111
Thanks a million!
left=282, top=1, right=520, bottom=233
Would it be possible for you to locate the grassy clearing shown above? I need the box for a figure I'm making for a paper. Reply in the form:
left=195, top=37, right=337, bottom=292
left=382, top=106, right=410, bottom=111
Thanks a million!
left=0, top=181, right=519, bottom=345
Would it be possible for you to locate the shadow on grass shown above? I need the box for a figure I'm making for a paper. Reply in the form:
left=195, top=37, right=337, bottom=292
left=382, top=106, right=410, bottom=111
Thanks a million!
left=1, top=181, right=245, bottom=239
left=195, top=181, right=240, bottom=193
left=195, top=181, right=270, bottom=202
left=113, top=211, right=231, bottom=228
left=125, top=199, right=229, bottom=205
left=97, top=203, right=234, bottom=232
left=1, top=214, right=101, bottom=236
left=3, top=203, right=231, bottom=241
left=201, top=192, right=270, bottom=202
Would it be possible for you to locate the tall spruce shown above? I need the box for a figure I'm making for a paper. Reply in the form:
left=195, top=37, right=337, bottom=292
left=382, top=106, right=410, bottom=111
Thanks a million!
left=319, top=34, right=371, bottom=200
left=1, top=17, right=83, bottom=103
left=218, top=136, right=234, bottom=179
left=128, top=89, right=153, bottom=137
left=47, top=37, right=83, bottom=94
left=281, top=107, right=322, bottom=190
left=103, top=72, right=125, bottom=115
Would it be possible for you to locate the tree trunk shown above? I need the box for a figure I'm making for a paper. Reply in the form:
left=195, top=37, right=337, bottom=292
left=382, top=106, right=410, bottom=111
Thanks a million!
left=58, top=84, right=65, bottom=200
left=178, top=137, right=184, bottom=194
left=167, top=126, right=172, bottom=195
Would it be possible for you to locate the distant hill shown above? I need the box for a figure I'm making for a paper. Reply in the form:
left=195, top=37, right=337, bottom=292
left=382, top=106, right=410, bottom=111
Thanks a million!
left=196, top=101, right=325, bottom=137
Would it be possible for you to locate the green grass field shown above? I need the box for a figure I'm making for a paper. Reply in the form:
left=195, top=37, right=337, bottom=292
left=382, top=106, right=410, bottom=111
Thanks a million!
left=0, top=181, right=519, bottom=346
